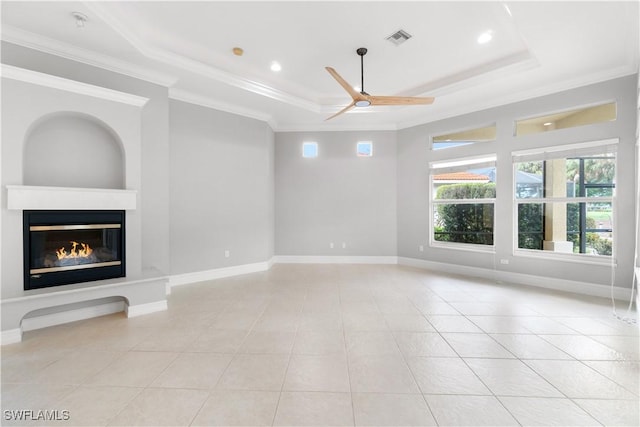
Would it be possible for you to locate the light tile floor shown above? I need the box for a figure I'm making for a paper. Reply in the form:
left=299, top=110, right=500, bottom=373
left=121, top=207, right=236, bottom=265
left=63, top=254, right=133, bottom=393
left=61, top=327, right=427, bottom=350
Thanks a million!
left=1, top=264, right=638, bottom=426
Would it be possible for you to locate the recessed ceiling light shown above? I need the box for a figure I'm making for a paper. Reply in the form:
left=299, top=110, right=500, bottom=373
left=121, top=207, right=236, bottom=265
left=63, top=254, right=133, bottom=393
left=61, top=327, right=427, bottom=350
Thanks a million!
left=477, top=30, right=493, bottom=44
left=232, top=47, right=244, bottom=56
left=270, top=61, right=282, bottom=72
left=543, top=122, right=553, bottom=126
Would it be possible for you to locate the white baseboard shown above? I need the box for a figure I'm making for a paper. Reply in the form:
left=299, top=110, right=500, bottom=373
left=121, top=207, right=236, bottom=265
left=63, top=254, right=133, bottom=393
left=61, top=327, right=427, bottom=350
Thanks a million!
left=168, top=261, right=272, bottom=288
left=126, top=300, right=168, bottom=317
left=1, top=329, right=23, bottom=345
left=274, top=255, right=398, bottom=264
left=398, top=257, right=634, bottom=301
left=266, top=256, right=276, bottom=269
left=633, top=267, right=640, bottom=324
left=21, top=301, right=125, bottom=332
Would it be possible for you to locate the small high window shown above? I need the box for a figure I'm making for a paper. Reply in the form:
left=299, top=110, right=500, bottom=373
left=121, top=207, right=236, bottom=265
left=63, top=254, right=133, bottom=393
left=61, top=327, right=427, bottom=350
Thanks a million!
left=432, top=124, right=496, bottom=150
left=515, top=102, right=616, bottom=136
left=357, top=141, right=373, bottom=157
left=302, top=142, right=318, bottom=158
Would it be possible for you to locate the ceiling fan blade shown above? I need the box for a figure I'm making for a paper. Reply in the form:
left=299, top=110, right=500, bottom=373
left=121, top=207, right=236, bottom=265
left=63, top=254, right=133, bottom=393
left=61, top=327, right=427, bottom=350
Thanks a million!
left=368, top=95, right=435, bottom=106
left=325, top=101, right=356, bottom=121
left=325, top=67, right=361, bottom=100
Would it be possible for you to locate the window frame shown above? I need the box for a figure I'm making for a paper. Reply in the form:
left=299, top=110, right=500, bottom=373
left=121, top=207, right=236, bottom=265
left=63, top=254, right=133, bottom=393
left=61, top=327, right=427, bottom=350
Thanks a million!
left=429, top=154, right=497, bottom=253
left=512, top=139, right=618, bottom=265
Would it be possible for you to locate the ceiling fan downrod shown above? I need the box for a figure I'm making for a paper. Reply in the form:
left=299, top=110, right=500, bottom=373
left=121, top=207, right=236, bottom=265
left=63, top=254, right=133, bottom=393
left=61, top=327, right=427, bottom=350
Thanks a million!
left=356, top=47, right=368, bottom=95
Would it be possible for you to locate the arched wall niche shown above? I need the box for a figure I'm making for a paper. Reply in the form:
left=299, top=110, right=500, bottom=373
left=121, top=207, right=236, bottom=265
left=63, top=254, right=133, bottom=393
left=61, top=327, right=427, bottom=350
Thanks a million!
left=23, top=112, right=125, bottom=189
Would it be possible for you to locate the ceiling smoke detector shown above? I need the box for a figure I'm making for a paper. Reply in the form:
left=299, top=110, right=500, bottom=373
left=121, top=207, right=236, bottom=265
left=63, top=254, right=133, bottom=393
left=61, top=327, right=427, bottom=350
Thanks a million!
left=71, top=12, right=88, bottom=28
left=386, top=29, right=412, bottom=46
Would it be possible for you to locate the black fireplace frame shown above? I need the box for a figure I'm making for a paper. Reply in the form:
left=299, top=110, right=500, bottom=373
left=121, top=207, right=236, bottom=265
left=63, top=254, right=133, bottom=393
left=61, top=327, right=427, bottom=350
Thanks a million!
left=23, top=210, right=126, bottom=290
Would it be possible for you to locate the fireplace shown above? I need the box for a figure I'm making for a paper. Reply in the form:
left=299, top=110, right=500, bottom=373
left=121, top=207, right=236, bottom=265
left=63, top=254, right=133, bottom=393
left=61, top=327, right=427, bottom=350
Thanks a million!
left=23, top=210, right=125, bottom=290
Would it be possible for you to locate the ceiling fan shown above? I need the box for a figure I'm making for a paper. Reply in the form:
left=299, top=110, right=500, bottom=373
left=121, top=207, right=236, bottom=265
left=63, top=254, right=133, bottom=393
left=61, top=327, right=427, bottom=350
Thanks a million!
left=325, top=47, right=435, bottom=120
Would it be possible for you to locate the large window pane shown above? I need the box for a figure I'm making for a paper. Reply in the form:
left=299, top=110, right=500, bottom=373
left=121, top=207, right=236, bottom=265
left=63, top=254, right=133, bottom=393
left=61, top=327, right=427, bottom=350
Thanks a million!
left=517, top=203, right=544, bottom=250
left=433, top=203, right=494, bottom=245
left=567, top=202, right=613, bottom=255
left=515, top=161, right=544, bottom=199
left=517, top=202, right=612, bottom=255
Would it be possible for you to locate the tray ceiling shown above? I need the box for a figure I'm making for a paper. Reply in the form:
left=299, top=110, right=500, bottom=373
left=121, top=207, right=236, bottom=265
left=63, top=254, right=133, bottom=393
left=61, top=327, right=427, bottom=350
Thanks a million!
left=2, top=1, right=638, bottom=131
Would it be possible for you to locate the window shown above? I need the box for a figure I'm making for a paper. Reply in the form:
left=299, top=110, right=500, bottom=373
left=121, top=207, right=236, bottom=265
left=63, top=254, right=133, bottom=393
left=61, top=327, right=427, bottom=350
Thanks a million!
left=513, top=139, right=617, bottom=258
left=515, top=102, right=616, bottom=136
left=302, top=142, right=318, bottom=158
left=430, top=155, right=497, bottom=248
left=357, top=141, right=373, bottom=157
left=432, top=124, right=496, bottom=150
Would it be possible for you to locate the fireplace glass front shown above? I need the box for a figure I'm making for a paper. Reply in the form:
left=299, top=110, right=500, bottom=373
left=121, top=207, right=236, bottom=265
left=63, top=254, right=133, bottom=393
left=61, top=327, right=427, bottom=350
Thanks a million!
left=24, top=210, right=125, bottom=290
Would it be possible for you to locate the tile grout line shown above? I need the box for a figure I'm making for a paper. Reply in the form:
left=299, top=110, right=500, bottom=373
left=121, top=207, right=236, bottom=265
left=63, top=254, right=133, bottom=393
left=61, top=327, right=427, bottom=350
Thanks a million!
left=190, top=291, right=268, bottom=426
left=269, top=290, right=305, bottom=427
left=338, top=279, right=357, bottom=427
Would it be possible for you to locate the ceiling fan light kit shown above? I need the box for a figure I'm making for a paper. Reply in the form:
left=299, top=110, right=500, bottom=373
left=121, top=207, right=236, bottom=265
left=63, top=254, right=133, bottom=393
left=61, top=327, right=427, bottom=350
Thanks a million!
left=325, top=47, right=435, bottom=120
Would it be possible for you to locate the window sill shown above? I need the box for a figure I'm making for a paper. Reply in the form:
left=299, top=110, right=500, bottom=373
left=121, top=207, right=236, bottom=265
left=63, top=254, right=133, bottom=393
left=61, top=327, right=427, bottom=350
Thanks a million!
left=430, top=241, right=496, bottom=254
left=514, top=249, right=617, bottom=267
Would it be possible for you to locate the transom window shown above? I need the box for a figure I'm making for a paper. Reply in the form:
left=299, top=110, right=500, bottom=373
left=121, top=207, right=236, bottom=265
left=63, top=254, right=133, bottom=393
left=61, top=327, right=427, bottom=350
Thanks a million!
left=432, top=124, right=496, bottom=150
left=515, top=102, right=616, bottom=136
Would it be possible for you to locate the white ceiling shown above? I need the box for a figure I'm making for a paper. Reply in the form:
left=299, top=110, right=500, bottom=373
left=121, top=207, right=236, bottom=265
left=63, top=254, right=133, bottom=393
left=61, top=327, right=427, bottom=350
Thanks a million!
left=2, top=1, right=638, bottom=131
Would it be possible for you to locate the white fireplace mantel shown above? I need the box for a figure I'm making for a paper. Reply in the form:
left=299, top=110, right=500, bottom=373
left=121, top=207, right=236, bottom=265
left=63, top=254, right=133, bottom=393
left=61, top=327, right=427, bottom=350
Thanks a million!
left=6, top=185, right=137, bottom=210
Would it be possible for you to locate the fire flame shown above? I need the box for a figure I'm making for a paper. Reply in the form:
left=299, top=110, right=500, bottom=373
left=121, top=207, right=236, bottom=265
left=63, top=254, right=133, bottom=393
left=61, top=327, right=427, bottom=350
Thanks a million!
left=56, top=241, right=93, bottom=260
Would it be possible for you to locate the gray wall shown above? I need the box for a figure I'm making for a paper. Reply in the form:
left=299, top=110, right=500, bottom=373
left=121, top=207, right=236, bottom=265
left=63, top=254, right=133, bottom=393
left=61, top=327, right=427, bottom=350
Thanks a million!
left=275, top=131, right=397, bottom=256
left=169, top=100, right=274, bottom=274
left=23, top=113, right=125, bottom=189
left=636, top=72, right=640, bottom=275
left=398, top=74, right=638, bottom=289
left=2, top=42, right=172, bottom=277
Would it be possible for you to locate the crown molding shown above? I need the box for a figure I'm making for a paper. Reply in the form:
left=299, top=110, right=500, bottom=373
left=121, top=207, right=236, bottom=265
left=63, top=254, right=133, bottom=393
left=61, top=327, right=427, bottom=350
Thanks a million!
left=275, top=122, right=398, bottom=133
left=1, top=64, right=149, bottom=107
left=169, top=88, right=278, bottom=130
left=85, top=2, right=320, bottom=113
left=1, top=25, right=177, bottom=87
left=402, top=50, right=539, bottom=98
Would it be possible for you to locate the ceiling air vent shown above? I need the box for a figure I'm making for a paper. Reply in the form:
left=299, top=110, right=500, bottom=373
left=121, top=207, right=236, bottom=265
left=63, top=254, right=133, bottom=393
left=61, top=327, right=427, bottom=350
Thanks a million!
left=386, top=29, right=412, bottom=46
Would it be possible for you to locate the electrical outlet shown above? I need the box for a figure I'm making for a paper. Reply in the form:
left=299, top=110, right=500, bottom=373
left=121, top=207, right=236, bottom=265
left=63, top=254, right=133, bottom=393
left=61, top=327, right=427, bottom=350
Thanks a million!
left=342, top=242, right=346, bottom=249
left=500, top=258, right=509, bottom=265
left=419, top=245, right=424, bottom=252
left=225, top=250, right=230, bottom=258
left=329, top=242, right=334, bottom=249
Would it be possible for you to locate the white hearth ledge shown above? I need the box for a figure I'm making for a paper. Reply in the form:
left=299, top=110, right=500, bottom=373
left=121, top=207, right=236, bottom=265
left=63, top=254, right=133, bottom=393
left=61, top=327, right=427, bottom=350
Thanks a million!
left=1, top=275, right=167, bottom=345
left=7, top=185, right=137, bottom=210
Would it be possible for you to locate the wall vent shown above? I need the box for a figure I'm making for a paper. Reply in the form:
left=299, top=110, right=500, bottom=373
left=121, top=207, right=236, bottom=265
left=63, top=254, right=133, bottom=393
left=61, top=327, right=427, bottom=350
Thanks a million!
left=386, top=29, right=412, bottom=46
